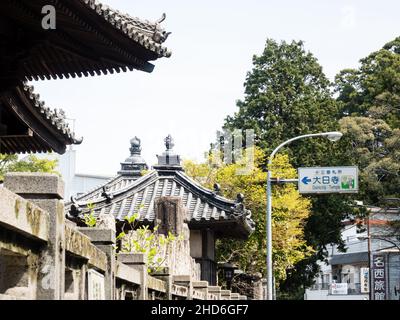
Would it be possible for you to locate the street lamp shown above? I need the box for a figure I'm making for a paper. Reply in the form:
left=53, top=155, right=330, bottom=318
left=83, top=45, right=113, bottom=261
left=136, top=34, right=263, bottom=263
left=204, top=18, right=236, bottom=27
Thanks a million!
left=266, top=131, right=343, bottom=300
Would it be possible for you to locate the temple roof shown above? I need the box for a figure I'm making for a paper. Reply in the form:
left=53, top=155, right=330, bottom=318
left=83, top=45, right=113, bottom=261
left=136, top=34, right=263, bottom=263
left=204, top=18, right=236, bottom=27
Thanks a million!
left=0, top=0, right=171, bottom=154
left=0, top=0, right=171, bottom=80
left=0, top=82, right=82, bottom=154
left=67, top=136, right=255, bottom=240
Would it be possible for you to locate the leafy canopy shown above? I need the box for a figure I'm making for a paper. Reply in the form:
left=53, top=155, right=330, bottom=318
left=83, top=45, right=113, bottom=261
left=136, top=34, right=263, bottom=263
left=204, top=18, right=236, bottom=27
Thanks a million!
left=184, top=147, right=314, bottom=283
left=0, top=154, right=59, bottom=181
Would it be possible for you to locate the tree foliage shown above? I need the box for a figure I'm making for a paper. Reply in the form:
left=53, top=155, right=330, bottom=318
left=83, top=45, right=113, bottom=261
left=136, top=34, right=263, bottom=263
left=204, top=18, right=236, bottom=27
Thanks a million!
left=116, top=212, right=183, bottom=274
left=334, top=36, right=400, bottom=203
left=335, top=36, right=400, bottom=128
left=184, top=148, right=314, bottom=283
left=224, top=39, right=340, bottom=168
left=338, top=117, right=400, bottom=204
left=0, top=154, right=59, bottom=181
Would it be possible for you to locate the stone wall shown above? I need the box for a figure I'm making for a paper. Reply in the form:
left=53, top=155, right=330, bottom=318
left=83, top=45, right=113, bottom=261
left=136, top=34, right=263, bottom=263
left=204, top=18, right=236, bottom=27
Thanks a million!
left=0, top=173, right=247, bottom=300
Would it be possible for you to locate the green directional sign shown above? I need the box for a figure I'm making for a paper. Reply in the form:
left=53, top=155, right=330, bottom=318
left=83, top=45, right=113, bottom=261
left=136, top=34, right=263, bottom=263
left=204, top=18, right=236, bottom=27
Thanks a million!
left=298, top=166, right=359, bottom=194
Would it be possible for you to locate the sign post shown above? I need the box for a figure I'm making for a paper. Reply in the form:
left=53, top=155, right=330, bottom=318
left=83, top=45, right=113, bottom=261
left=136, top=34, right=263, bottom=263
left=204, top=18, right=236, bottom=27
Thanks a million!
left=298, top=166, right=358, bottom=194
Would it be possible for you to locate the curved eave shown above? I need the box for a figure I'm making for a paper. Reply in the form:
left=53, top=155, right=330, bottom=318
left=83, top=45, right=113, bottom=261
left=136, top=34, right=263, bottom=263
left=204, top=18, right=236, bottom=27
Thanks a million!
left=0, top=0, right=171, bottom=81
left=189, top=218, right=254, bottom=240
left=0, top=83, right=81, bottom=154
left=81, top=0, right=171, bottom=59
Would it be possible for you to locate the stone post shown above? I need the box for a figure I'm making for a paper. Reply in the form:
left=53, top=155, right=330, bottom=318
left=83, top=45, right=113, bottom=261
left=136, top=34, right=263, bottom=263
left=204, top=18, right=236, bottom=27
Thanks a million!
left=173, top=275, right=193, bottom=300
left=220, top=289, right=232, bottom=300
left=151, top=267, right=172, bottom=300
left=117, top=253, right=148, bottom=300
left=192, top=281, right=208, bottom=300
left=4, top=172, right=65, bottom=300
left=207, top=286, right=222, bottom=300
left=78, top=226, right=116, bottom=300
left=252, top=274, right=264, bottom=300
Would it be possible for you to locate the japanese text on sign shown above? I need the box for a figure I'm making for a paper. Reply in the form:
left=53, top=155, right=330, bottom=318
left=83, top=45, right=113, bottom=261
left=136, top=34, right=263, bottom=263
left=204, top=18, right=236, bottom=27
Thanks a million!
left=298, top=166, right=358, bottom=194
left=372, top=255, right=386, bottom=300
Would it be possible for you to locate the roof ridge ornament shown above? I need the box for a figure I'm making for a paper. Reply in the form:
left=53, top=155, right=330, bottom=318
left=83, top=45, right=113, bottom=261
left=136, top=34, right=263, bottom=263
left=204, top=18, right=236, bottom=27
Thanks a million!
left=155, top=13, right=166, bottom=24
left=154, top=134, right=182, bottom=171
left=153, top=13, right=171, bottom=44
left=165, top=134, right=174, bottom=151
left=130, top=136, right=141, bottom=155
left=231, top=194, right=255, bottom=227
left=101, top=186, right=114, bottom=203
left=118, top=136, right=148, bottom=177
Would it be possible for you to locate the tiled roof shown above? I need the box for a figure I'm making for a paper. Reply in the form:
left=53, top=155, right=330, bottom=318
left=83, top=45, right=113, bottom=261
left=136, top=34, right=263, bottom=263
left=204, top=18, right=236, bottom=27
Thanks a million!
left=0, top=82, right=81, bottom=154
left=68, top=170, right=255, bottom=239
left=83, top=0, right=171, bottom=58
left=21, top=83, right=81, bottom=143
left=0, top=0, right=172, bottom=80
left=330, top=252, right=369, bottom=265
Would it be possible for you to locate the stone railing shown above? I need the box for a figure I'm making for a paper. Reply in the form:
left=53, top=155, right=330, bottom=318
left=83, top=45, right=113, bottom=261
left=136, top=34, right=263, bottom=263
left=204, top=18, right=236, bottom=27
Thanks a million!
left=0, top=173, right=248, bottom=300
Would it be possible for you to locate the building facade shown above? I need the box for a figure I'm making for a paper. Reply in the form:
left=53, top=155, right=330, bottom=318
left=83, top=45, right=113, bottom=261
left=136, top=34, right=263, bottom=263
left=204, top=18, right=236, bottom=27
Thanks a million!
left=305, top=206, right=400, bottom=300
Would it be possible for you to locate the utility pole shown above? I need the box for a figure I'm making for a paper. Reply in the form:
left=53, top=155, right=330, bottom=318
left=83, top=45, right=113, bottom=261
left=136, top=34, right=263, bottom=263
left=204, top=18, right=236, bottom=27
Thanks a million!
left=367, top=213, right=372, bottom=300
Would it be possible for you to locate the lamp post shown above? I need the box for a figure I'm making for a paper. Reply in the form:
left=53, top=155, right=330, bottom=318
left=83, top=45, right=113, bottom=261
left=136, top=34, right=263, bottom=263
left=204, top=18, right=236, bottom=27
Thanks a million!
left=266, top=131, right=343, bottom=300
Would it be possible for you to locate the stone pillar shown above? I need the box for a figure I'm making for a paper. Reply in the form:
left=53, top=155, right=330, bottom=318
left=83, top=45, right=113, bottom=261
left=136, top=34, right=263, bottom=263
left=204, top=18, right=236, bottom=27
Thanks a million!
left=208, top=286, right=221, bottom=299
left=221, top=289, right=232, bottom=300
left=117, top=253, right=148, bottom=300
left=78, top=227, right=116, bottom=300
left=151, top=267, right=172, bottom=300
left=155, top=196, right=185, bottom=236
left=173, top=275, right=193, bottom=300
left=192, top=281, right=208, bottom=300
left=252, top=274, right=264, bottom=300
left=230, top=293, right=240, bottom=300
left=4, top=172, right=65, bottom=300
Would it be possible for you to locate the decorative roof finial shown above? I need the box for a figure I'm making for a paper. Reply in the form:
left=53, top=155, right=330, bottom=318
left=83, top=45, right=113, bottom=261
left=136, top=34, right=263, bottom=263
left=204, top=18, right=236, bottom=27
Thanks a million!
left=154, top=134, right=182, bottom=170
left=118, top=136, right=148, bottom=177
left=165, top=134, right=174, bottom=151
left=130, top=136, right=141, bottom=155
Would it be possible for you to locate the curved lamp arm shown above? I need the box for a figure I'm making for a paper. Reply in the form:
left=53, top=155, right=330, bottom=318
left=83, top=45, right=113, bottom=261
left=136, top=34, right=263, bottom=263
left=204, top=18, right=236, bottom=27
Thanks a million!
left=268, top=132, right=343, bottom=165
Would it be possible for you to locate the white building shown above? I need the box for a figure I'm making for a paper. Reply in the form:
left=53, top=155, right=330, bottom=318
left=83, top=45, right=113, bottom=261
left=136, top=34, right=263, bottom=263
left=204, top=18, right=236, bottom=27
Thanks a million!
left=304, top=222, right=369, bottom=300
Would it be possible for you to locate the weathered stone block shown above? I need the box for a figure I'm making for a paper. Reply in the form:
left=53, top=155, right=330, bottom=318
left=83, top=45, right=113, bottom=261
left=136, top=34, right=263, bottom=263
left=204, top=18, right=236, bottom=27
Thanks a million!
left=173, top=275, right=191, bottom=283
left=78, top=228, right=115, bottom=244
left=0, top=188, right=49, bottom=241
left=193, top=281, right=208, bottom=288
left=117, top=253, right=147, bottom=265
left=230, top=293, right=240, bottom=300
left=115, top=261, right=141, bottom=285
left=4, top=172, right=64, bottom=199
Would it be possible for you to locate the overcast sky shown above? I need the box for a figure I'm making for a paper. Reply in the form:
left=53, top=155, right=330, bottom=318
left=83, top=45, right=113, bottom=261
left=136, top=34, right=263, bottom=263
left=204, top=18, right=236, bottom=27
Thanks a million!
left=33, top=0, right=400, bottom=176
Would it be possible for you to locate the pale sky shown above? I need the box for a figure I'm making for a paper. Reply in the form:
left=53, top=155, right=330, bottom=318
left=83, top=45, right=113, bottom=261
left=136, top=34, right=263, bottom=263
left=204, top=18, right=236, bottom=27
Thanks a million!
left=33, top=0, right=400, bottom=176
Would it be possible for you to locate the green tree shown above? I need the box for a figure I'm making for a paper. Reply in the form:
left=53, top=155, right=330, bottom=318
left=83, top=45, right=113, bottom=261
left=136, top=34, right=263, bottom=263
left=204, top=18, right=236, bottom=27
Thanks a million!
left=334, top=37, right=400, bottom=204
left=335, top=37, right=400, bottom=128
left=0, top=154, right=59, bottom=181
left=184, top=148, right=314, bottom=284
left=222, top=39, right=356, bottom=298
left=338, top=117, right=400, bottom=204
left=224, top=39, right=340, bottom=168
